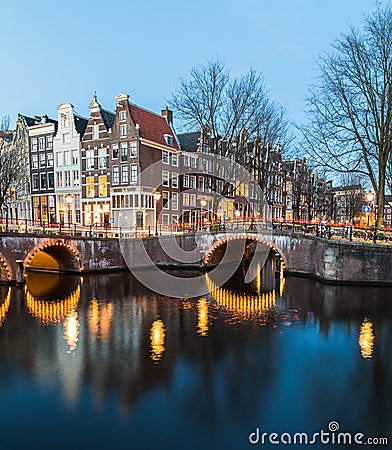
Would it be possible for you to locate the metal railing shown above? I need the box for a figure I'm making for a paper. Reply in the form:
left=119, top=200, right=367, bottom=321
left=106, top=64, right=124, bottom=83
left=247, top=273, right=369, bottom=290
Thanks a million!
left=0, top=217, right=391, bottom=244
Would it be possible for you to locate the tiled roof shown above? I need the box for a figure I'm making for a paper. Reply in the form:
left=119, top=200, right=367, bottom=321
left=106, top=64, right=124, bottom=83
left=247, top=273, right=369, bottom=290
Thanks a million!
left=129, top=104, right=179, bottom=150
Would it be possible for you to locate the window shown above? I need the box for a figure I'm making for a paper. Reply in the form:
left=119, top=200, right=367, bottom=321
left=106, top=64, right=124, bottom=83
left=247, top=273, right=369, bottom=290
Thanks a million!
left=119, top=111, right=126, bottom=121
left=162, top=170, right=169, bottom=187
left=183, top=155, right=189, bottom=166
left=47, top=152, right=53, bottom=167
left=98, top=148, right=107, bottom=169
left=190, top=156, right=197, bottom=168
left=64, top=151, right=71, bottom=166
left=162, top=191, right=169, bottom=209
left=86, top=150, right=94, bottom=169
left=171, top=154, right=178, bottom=166
left=73, top=170, right=79, bottom=186
left=92, top=125, right=99, bottom=139
left=183, top=193, right=189, bottom=206
left=183, top=175, right=189, bottom=188
left=112, top=144, right=119, bottom=159
left=162, top=151, right=169, bottom=164
left=172, top=215, right=178, bottom=224
left=48, top=173, right=54, bottom=189
left=72, top=150, right=78, bottom=165
left=47, top=135, right=53, bottom=149
left=121, top=143, right=127, bottom=162
left=172, top=173, right=178, bottom=188
left=120, top=124, right=127, bottom=136
left=172, top=193, right=178, bottom=210
left=162, top=214, right=169, bottom=225
left=32, top=154, right=38, bottom=169
left=121, top=165, right=128, bottom=183
left=62, top=133, right=70, bottom=144
left=190, top=176, right=196, bottom=188
left=129, top=141, right=137, bottom=157
left=99, top=175, right=107, bottom=197
left=190, top=194, right=196, bottom=207
left=130, top=165, right=137, bottom=184
left=199, top=176, right=204, bottom=191
left=86, top=176, right=95, bottom=197
left=40, top=153, right=46, bottom=168
left=57, top=152, right=63, bottom=166
left=31, top=138, right=38, bottom=152
left=112, top=166, right=119, bottom=184
left=40, top=173, right=47, bottom=189
left=65, top=171, right=71, bottom=187
left=57, top=172, right=63, bottom=187
left=32, top=174, right=39, bottom=190
left=39, top=137, right=45, bottom=150
left=164, top=134, right=173, bottom=146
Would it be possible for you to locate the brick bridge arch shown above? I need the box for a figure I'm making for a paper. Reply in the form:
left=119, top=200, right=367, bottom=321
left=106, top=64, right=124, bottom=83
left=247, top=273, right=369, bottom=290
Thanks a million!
left=24, top=240, right=82, bottom=274
left=200, top=232, right=287, bottom=269
left=0, top=252, right=13, bottom=282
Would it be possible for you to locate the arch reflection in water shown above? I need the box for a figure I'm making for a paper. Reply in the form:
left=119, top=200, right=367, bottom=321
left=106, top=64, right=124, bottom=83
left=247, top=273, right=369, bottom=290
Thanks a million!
left=359, top=318, right=375, bottom=359
left=25, top=273, right=81, bottom=326
left=150, top=319, right=165, bottom=363
left=197, top=298, right=209, bottom=336
left=206, top=274, right=276, bottom=323
left=0, top=287, right=11, bottom=327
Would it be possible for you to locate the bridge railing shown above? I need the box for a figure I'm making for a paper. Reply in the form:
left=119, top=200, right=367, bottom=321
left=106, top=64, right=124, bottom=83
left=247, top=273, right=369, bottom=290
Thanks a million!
left=1, top=217, right=392, bottom=244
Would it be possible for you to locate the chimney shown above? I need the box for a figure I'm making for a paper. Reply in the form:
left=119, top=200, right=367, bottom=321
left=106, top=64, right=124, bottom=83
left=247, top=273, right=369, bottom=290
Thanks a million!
left=161, top=107, right=173, bottom=125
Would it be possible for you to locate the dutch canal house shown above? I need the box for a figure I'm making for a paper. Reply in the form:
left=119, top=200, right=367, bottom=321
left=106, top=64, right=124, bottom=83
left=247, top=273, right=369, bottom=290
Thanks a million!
left=53, top=103, right=88, bottom=226
left=81, top=94, right=115, bottom=226
left=109, top=93, right=181, bottom=230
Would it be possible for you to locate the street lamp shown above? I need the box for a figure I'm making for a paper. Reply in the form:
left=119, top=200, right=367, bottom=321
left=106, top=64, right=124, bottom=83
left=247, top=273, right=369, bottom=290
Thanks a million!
left=366, top=191, right=374, bottom=227
left=235, top=209, right=241, bottom=229
left=153, top=190, right=161, bottom=236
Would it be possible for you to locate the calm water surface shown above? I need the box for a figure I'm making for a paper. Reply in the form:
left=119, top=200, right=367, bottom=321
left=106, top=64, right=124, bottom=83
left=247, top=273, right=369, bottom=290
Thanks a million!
left=0, top=270, right=391, bottom=450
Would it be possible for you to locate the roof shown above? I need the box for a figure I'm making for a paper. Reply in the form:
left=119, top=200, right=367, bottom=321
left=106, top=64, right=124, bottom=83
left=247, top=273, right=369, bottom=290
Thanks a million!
left=128, top=103, right=179, bottom=150
left=100, top=108, right=115, bottom=130
left=74, top=114, right=88, bottom=136
left=177, top=132, right=200, bottom=152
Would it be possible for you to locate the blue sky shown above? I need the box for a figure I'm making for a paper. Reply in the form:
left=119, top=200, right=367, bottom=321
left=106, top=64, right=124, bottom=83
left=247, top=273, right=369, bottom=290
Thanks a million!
left=1, top=0, right=388, bottom=131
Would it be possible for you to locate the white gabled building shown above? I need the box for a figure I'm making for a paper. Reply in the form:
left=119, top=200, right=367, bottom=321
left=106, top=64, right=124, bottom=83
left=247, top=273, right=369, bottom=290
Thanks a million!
left=53, top=103, right=87, bottom=225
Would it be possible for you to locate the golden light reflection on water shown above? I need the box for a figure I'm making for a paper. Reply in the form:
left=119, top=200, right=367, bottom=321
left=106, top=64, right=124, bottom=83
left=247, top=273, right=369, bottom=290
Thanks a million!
left=26, top=285, right=81, bottom=326
left=88, top=300, right=113, bottom=342
left=0, top=288, right=11, bottom=327
left=359, top=319, right=375, bottom=359
left=206, top=274, right=276, bottom=322
left=197, top=298, right=209, bottom=336
left=64, top=311, right=79, bottom=352
left=150, top=319, right=165, bottom=363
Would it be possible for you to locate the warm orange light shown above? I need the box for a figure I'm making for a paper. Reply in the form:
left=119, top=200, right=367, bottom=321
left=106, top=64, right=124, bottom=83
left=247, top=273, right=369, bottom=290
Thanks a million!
left=197, top=298, right=209, bottom=336
left=359, top=319, right=374, bottom=359
left=150, top=319, right=165, bottom=363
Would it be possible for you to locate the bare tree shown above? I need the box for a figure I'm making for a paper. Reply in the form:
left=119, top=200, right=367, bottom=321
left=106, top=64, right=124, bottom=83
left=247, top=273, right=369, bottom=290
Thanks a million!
left=0, top=117, right=27, bottom=218
left=170, top=59, right=292, bottom=215
left=300, top=4, right=392, bottom=228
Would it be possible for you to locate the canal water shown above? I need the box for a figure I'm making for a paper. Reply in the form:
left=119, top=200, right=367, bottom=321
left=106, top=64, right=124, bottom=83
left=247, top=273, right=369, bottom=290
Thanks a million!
left=0, top=270, right=391, bottom=449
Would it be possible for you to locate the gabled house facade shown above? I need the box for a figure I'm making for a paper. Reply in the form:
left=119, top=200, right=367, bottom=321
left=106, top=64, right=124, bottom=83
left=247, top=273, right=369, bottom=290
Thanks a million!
left=109, top=93, right=180, bottom=230
left=53, top=103, right=87, bottom=225
left=81, top=94, right=115, bottom=225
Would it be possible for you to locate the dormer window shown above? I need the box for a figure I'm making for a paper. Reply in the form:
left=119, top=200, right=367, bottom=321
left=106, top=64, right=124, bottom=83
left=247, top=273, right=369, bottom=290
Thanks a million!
left=164, top=134, right=173, bottom=146
left=119, top=111, right=126, bottom=121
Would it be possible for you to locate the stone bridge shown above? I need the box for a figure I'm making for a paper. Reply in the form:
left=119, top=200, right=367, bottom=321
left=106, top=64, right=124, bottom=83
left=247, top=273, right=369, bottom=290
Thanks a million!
left=1, top=229, right=392, bottom=285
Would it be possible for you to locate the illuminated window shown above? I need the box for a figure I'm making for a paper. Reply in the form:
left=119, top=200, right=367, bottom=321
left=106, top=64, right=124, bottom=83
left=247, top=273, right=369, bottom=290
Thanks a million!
left=86, top=176, right=95, bottom=197
left=99, top=175, right=107, bottom=197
